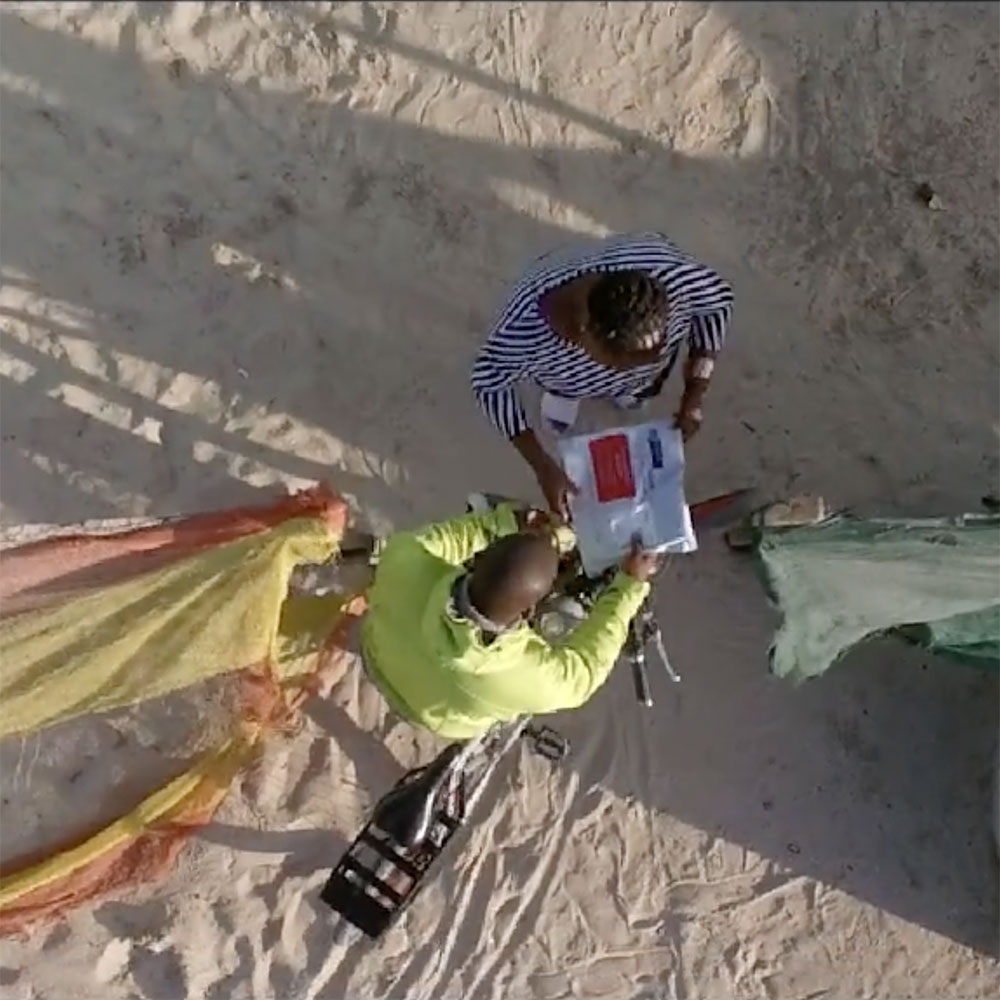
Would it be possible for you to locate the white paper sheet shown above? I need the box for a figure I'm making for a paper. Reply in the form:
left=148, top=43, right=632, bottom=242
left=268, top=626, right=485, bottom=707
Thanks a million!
left=557, top=419, right=697, bottom=576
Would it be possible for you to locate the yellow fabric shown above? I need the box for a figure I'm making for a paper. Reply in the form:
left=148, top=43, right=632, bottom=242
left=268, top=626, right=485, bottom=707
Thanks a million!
left=0, top=516, right=338, bottom=740
left=274, top=591, right=355, bottom=672
left=0, top=724, right=260, bottom=908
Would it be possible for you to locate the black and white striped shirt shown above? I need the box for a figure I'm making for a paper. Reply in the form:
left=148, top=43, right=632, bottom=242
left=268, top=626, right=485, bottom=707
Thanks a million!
left=471, top=233, right=733, bottom=439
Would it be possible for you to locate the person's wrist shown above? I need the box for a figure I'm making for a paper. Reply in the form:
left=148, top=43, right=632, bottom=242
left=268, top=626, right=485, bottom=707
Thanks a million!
left=515, top=505, right=545, bottom=531
left=680, top=390, right=705, bottom=416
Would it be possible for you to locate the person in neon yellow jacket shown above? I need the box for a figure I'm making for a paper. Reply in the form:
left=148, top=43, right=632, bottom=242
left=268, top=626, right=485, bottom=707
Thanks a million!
left=362, top=502, right=659, bottom=740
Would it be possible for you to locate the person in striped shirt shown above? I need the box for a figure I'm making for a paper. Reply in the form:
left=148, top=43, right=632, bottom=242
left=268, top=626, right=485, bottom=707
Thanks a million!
left=471, top=233, right=733, bottom=514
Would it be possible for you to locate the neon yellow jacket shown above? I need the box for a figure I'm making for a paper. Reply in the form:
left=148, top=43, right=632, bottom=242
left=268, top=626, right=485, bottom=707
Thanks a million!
left=362, top=504, right=649, bottom=739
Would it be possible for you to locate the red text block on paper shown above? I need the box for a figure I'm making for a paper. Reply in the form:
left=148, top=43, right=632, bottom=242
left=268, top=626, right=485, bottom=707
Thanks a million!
left=588, top=433, right=636, bottom=502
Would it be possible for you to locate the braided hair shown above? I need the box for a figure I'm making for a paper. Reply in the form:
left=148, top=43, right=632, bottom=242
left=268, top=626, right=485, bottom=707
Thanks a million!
left=586, top=270, right=668, bottom=356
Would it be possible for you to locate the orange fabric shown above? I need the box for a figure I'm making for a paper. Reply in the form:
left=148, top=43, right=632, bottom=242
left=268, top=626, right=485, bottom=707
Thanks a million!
left=0, top=709, right=253, bottom=937
left=0, top=484, right=348, bottom=618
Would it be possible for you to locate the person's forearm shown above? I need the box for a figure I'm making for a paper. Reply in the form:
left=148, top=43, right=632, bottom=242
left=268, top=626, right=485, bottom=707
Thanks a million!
left=681, top=350, right=716, bottom=410
left=410, top=504, right=520, bottom=565
left=512, top=428, right=553, bottom=474
left=564, top=572, right=650, bottom=661
left=531, top=572, right=650, bottom=711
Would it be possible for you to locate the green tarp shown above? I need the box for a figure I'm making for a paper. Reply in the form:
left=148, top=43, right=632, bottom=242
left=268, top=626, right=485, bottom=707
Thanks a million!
left=755, top=514, right=1000, bottom=680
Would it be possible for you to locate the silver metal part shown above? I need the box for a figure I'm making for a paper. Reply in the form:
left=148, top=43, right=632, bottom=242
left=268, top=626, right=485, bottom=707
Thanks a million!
left=651, top=628, right=681, bottom=683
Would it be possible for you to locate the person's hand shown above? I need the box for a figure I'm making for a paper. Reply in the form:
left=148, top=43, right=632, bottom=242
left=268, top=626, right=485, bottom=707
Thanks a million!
left=516, top=506, right=560, bottom=532
left=621, top=539, right=663, bottom=582
left=674, top=400, right=704, bottom=442
left=535, top=458, right=578, bottom=519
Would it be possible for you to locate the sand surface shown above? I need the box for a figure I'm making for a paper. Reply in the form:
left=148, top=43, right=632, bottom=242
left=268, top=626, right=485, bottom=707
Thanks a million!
left=1, top=2, right=999, bottom=997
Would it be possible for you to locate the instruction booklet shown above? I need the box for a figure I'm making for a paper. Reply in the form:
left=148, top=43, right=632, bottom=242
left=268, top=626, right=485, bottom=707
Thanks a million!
left=557, top=419, right=697, bottom=576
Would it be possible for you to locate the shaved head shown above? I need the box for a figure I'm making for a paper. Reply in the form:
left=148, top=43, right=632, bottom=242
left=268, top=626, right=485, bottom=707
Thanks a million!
left=467, top=531, right=559, bottom=627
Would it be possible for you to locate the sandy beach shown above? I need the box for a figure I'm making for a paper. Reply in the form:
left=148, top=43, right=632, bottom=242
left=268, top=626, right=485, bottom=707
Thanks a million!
left=1, top=2, right=998, bottom=997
